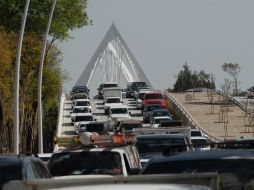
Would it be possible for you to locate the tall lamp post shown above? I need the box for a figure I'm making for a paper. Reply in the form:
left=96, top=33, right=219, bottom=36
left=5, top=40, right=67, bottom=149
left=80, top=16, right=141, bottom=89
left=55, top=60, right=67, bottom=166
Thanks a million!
left=38, top=0, right=57, bottom=154
left=14, top=0, right=31, bottom=155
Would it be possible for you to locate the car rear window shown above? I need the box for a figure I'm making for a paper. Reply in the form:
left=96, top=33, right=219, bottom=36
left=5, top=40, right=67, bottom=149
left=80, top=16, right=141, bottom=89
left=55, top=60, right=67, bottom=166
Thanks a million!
left=49, top=152, right=122, bottom=176
left=144, top=94, right=163, bottom=100
left=136, top=138, right=186, bottom=154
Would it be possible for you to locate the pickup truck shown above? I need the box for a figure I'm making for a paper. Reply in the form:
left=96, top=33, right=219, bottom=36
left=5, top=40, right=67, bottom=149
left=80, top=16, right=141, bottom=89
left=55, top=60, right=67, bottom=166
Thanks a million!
left=141, top=91, right=167, bottom=111
left=247, top=86, right=254, bottom=98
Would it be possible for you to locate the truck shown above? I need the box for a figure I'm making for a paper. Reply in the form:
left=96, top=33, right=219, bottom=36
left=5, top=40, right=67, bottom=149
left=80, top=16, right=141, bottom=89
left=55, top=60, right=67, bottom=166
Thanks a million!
left=103, top=88, right=122, bottom=101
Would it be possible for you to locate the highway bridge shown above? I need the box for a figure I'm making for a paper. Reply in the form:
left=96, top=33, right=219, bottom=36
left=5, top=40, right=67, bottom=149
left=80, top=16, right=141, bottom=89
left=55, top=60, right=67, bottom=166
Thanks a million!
left=53, top=24, right=254, bottom=152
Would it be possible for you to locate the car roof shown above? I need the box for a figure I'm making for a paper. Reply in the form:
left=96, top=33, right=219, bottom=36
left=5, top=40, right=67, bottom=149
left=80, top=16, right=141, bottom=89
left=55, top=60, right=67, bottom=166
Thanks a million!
left=110, top=104, right=128, bottom=108
left=120, top=119, right=142, bottom=124
left=144, top=91, right=162, bottom=94
left=149, top=150, right=254, bottom=164
left=74, top=99, right=90, bottom=102
left=190, top=136, right=207, bottom=140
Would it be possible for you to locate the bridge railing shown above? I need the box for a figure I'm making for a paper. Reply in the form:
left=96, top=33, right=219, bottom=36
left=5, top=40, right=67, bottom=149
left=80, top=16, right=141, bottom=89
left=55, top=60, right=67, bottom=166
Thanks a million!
left=54, top=92, right=66, bottom=152
left=216, top=90, right=254, bottom=117
left=163, top=90, right=223, bottom=143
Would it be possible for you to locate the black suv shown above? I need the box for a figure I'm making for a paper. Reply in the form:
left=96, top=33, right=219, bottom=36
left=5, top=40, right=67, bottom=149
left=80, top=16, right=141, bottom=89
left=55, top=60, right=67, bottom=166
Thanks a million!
left=0, top=155, right=51, bottom=189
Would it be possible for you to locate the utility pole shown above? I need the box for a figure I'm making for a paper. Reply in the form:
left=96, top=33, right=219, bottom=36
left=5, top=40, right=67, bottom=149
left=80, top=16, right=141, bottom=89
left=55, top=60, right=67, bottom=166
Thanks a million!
left=38, top=0, right=57, bottom=154
left=14, top=0, right=31, bottom=155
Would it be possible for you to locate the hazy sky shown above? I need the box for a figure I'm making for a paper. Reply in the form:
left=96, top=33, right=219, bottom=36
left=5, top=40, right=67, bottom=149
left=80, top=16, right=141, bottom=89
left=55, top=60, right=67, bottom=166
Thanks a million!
left=60, top=0, right=254, bottom=93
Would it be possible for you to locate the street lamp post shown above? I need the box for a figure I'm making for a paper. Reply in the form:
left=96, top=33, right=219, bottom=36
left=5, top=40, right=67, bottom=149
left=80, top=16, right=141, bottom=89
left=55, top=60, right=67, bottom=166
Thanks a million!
left=38, top=0, right=57, bottom=154
left=14, top=0, right=31, bottom=155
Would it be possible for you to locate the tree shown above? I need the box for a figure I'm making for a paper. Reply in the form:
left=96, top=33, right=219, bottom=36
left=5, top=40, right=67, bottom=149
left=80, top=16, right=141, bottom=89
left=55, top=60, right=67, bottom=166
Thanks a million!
left=173, top=63, right=216, bottom=92
left=221, top=63, right=241, bottom=96
left=0, top=0, right=91, bottom=43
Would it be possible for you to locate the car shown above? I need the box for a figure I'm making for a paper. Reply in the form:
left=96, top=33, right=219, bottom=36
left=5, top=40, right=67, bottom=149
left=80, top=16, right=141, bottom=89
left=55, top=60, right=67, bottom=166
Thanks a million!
left=190, top=129, right=203, bottom=137
left=0, top=155, right=51, bottom=189
left=108, top=104, right=131, bottom=128
left=136, top=134, right=192, bottom=167
left=142, top=104, right=162, bottom=123
left=97, top=83, right=118, bottom=99
left=48, top=133, right=141, bottom=177
left=104, top=97, right=122, bottom=115
left=151, top=116, right=173, bottom=128
left=71, top=85, right=90, bottom=96
left=191, top=136, right=210, bottom=151
left=141, top=91, right=167, bottom=111
left=127, top=81, right=148, bottom=98
left=72, top=99, right=91, bottom=110
left=149, top=109, right=172, bottom=123
left=117, top=119, right=142, bottom=133
left=142, top=150, right=254, bottom=188
left=247, top=86, right=254, bottom=98
left=71, top=106, right=92, bottom=122
left=73, top=113, right=94, bottom=133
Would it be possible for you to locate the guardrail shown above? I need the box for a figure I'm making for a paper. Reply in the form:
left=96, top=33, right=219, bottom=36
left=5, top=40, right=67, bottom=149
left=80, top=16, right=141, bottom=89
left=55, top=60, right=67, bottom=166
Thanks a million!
left=163, top=90, right=223, bottom=143
left=216, top=91, right=254, bottom=117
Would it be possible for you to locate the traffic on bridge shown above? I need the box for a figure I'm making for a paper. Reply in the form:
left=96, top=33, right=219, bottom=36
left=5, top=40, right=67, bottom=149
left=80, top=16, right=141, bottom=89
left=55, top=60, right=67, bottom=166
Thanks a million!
left=0, top=1, right=254, bottom=190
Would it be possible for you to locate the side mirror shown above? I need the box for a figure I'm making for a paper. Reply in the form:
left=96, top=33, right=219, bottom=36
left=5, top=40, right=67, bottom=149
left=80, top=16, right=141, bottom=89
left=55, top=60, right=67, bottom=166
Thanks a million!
left=129, top=112, right=132, bottom=116
left=70, top=111, right=73, bottom=114
left=121, top=101, right=124, bottom=103
left=129, top=168, right=141, bottom=175
left=94, top=118, right=97, bottom=121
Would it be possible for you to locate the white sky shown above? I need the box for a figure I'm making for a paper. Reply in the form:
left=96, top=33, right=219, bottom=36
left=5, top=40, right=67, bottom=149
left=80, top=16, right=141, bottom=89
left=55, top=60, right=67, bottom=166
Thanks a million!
left=60, top=0, right=254, bottom=93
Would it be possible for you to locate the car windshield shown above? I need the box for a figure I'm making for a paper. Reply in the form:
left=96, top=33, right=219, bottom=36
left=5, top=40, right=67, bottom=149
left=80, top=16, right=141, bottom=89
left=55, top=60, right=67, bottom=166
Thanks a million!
left=49, top=152, right=122, bottom=176
left=144, top=93, right=163, bottom=100
left=104, top=84, right=118, bottom=88
left=111, top=108, right=128, bottom=114
left=73, top=108, right=90, bottom=113
left=76, top=101, right=90, bottom=106
left=106, top=98, right=120, bottom=103
left=75, top=116, right=93, bottom=122
left=152, top=111, right=169, bottom=117
left=191, top=139, right=209, bottom=148
left=146, top=105, right=161, bottom=111
left=137, top=138, right=186, bottom=154
left=154, top=118, right=171, bottom=124
left=191, top=131, right=202, bottom=137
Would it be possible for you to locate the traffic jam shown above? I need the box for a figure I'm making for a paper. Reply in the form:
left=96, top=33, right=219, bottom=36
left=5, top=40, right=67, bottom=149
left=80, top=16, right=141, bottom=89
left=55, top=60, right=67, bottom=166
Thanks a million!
left=1, top=82, right=254, bottom=189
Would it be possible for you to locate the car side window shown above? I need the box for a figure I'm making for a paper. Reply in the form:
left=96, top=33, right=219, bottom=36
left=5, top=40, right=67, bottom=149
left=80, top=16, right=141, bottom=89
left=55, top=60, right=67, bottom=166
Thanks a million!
left=123, top=154, right=131, bottom=174
left=25, top=162, right=37, bottom=180
left=33, top=161, right=51, bottom=178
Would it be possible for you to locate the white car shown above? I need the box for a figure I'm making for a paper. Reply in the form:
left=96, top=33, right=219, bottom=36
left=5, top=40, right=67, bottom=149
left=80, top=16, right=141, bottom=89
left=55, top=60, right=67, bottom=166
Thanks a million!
left=71, top=106, right=92, bottom=122
left=191, top=136, right=210, bottom=151
left=72, top=99, right=91, bottom=109
left=73, top=113, right=94, bottom=134
left=108, top=104, right=131, bottom=127
left=104, top=97, right=123, bottom=115
left=151, top=116, right=173, bottom=128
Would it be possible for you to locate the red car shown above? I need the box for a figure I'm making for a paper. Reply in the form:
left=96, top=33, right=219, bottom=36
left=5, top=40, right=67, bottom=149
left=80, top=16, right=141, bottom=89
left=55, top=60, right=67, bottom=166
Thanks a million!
left=141, top=91, right=167, bottom=111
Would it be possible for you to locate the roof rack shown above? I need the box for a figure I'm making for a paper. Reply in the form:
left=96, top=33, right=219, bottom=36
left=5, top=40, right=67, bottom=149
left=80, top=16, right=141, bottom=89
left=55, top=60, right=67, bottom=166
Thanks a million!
left=132, top=127, right=191, bottom=138
left=79, top=130, right=136, bottom=147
